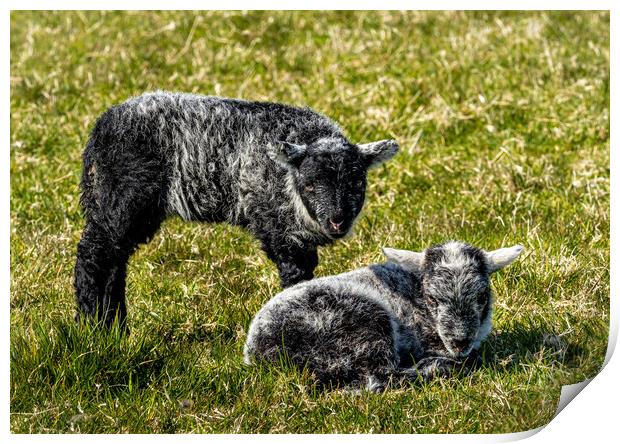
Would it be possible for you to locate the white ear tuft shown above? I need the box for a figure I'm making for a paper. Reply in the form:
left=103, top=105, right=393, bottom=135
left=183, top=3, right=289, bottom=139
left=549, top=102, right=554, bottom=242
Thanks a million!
left=268, top=141, right=307, bottom=169
left=485, top=245, right=524, bottom=273
left=382, top=247, right=424, bottom=273
left=357, top=139, right=399, bottom=169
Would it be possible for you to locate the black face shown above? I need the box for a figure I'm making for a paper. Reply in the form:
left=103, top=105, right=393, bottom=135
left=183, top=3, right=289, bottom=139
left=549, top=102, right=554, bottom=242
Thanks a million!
left=294, top=144, right=368, bottom=238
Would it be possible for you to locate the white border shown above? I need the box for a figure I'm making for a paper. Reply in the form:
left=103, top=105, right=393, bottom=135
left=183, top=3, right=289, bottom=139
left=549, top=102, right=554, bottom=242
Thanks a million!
left=4, top=1, right=616, bottom=441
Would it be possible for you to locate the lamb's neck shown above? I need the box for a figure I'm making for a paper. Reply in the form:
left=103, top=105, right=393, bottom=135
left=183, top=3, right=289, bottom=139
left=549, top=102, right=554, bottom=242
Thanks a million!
left=282, top=173, right=328, bottom=239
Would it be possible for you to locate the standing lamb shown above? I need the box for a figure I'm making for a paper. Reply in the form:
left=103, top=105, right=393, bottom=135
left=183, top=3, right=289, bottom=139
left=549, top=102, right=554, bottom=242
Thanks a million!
left=244, top=241, right=523, bottom=391
left=75, top=92, right=399, bottom=327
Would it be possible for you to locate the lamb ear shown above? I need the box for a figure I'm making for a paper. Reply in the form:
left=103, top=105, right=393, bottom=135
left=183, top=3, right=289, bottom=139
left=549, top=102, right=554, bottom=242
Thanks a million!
left=357, top=139, right=399, bottom=169
left=268, top=141, right=307, bottom=169
left=485, top=245, right=524, bottom=273
left=382, top=247, right=424, bottom=273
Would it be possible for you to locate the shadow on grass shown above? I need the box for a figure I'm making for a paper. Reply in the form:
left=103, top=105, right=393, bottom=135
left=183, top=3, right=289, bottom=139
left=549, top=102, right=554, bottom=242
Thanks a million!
left=10, top=317, right=174, bottom=404
left=479, top=323, right=586, bottom=373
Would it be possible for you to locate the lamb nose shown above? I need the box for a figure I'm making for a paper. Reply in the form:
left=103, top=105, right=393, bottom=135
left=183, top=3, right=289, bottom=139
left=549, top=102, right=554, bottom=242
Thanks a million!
left=329, top=218, right=344, bottom=230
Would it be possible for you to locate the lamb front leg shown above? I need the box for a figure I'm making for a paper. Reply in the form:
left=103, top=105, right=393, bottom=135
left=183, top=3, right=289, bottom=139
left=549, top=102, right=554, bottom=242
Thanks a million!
left=262, top=240, right=318, bottom=288
left=413, top=354, right=480, bottom=382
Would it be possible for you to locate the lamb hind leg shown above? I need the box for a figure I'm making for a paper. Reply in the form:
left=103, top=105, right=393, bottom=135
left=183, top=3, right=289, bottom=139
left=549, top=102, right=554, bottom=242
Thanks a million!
left=74, top=223, right=130, bottom=327
left=75, top=205, right=165, bottom=329
left=75, top=191, right=165, bottom=329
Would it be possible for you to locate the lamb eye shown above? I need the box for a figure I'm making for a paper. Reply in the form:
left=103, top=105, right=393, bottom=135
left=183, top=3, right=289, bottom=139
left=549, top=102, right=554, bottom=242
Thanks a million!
left=477, top=293, right=487, bottom=305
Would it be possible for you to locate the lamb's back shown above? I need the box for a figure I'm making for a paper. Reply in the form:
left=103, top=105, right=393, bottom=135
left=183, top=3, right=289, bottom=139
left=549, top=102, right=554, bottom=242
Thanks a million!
left=116, top=92, right=343, bottom=223
left=121, top=92, right=342, bottom=150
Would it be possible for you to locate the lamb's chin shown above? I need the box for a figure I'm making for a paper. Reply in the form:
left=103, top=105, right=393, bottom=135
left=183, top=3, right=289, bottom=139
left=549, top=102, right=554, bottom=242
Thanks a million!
left=323, top=225, right=355, bottom=240
left=326, top=230, right=348, bottom=240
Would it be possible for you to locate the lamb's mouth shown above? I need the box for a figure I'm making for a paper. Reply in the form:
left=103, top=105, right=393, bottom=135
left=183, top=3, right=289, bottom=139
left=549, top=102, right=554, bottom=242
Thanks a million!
left=443, top=342, right=474, bottom=359
left=438, top=332, right=474, bottom=359
left=323, top=223, right=350, bottom=239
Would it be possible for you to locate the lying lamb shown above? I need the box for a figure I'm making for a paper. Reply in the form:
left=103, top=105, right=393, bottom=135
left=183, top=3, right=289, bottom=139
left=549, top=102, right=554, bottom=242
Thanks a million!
left=74, top=92, right=399, bottom=327
left=244, top=241, right=523, bottom=391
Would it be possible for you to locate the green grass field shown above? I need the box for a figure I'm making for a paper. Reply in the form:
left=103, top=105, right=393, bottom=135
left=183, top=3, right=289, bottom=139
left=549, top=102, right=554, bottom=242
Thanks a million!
left=10, top=11, right=610, bottom=433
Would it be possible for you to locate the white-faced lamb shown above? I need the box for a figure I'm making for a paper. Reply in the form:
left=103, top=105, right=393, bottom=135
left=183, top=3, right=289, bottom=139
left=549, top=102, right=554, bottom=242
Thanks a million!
left=244, top=241, right=523, bottom=391
left=74, top=91, right=399, bottom=327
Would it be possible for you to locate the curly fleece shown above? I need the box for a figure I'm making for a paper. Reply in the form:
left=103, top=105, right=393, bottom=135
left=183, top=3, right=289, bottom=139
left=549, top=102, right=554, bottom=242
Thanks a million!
left=74, top=91, right=398, bottom=326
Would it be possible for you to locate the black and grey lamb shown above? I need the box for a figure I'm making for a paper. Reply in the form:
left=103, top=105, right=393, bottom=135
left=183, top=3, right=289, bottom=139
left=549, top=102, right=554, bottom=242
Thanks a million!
left=244, top=241, right=523, bottom=391
left=74, top=91, right=399, bottom=326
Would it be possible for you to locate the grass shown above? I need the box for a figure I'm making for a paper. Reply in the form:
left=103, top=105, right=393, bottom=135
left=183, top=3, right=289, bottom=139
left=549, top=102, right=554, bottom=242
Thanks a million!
left=10, top=11, right=609, bottom=433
